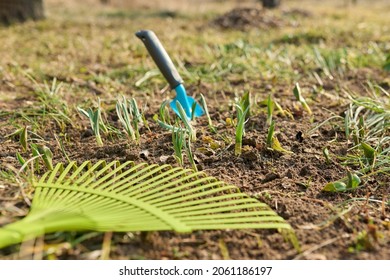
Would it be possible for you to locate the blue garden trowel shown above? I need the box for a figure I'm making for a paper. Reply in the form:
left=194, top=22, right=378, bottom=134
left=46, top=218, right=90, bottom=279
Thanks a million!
left=136, top=30, right=204, bottom=119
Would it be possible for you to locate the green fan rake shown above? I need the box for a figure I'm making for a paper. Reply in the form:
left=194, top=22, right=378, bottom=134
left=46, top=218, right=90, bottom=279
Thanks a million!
left=0, top=160, right=296, bottom=249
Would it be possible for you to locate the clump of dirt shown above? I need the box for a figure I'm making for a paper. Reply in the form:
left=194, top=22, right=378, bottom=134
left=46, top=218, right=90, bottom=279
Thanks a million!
left=282, top=8, right=313, bottom=18
left=211, top=7, right=284, bottom=30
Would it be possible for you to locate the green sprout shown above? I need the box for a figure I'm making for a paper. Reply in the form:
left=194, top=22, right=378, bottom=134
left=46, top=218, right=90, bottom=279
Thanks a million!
left=267, top=120, right=275, bottom=148
left=154, top=115, right=186, bottom=133
left=267, top=121, right=292, bottom=154
left=159, top=100, right=171, bottom=124
left=273, top=99, right=292, bottom=118
left=129, top=98, right=142, bottom=141
left=258, top=95, right=293, bottom=121
left=323, top=147, right=331, bottom=164
left=176, top=101, right=196, bottom=142
left=171, top=122, right=197, bottom=171
left=172, top=127, right=185, bottom=166
left=234, top=104, right=249, bottom=156
left=361, top=142, right=376, bottom=166
left=116, top=96, right=143, bottom=142
left=16, top=152, right=26, bottom=166
left=6, top=126, right=28, bottom=152
left=30, top=143, right=54, bottom=171
left=323, top=171, right=361, bottom=192
left=267, top=94, right=275, bottom=126
left=239, top=92, right=251, bottom=117
left=322, top=88, right=389, bottom=192
left=78, top=98, right=108, bottom=147
left=293, top=83, right=312, bottom=115
left=234, top=92, right=251, bottom=156
left=200, top=94, right=216, bottom=133
left=184, top=136, right=198, bottom=172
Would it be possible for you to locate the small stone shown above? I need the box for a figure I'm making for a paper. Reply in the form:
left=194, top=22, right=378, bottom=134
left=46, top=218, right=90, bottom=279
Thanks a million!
left=140, top=150, right=149, bottom=159
left=81, top=129, right=93, bottom=138
left=159, top=155, right=170, bottom=163
left=262, top=172, right=280, bottom=183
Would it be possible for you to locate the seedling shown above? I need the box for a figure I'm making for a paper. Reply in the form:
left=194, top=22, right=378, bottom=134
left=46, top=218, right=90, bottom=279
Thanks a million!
left=78, top=98, right=108, bottom=147
left=129, top=98, right=142, bottom=141
left=184, top=136, right=198, bottom=172
left=116, top=96, right=143, bottom=142
left=234, top=92, right=251, bottom=156
left=360, top=142, right=376, bottom=166
left=339, top=93, right=389, bottom=183
left=172, top=127, right=185, bottom=166
left=234, top=104, right=249, bottom=156
left=258, top=96, right=293, bottom=121
left=271, top=137, right=293, bottom=154
left=16, top=152, right=26, bottom=166
left=176, top=101, right=196, bottom=142
left=6, top=126, right=28, bottom=152
left=345, top=94, right=388, bottom=145
left=154, top=115, right=186, bottom=133
left=267, top=121, right=292, bottom=154
left=323, top=147, right=331, bottom=164
left=159, top=100, right=171, bottom=124
left=323, top=171, right=361, bottom=192
left=293, top=83, right=312, bottom=115
left=267, top=120, right=275, bottom=148
left=199, top=94, right=216, bottom=133
left=239, top=92, right=251, bottom=118
left=346, top=171, right=361, bottom=189
left=266, top=94, right=274, bottom=125
left=274, top=99, right=294, bottom=119
left=29, top=143, right=54, bottom=171
left=116, top=97, right=136, bottom=141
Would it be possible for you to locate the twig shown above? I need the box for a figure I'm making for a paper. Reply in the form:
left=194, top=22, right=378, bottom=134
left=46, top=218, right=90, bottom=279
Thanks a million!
left=293, top=233, right=350, bottom=260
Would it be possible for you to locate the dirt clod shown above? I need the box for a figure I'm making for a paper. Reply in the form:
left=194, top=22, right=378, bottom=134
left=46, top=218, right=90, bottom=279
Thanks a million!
left=211, top=7, right=283, bottom=30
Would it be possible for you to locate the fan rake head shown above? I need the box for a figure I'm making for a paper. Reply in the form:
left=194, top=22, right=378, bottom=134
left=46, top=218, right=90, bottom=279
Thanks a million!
left=0, top=160, right=297, bottom=249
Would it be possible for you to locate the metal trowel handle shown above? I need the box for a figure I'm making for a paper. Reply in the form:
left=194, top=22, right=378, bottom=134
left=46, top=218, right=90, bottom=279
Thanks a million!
left=135, top=30, right=183, bottom=89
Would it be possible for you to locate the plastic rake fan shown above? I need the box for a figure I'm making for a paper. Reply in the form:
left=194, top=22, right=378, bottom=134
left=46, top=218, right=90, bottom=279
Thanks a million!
left=0, top=160, right=294, bottom=248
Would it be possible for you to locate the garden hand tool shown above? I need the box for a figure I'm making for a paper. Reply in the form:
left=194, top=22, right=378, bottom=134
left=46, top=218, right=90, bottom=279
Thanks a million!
left=135, top=30, right=204, bottom=119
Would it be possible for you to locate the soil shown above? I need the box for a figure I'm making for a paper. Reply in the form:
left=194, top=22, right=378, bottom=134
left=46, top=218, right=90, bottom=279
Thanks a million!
left=210, top=7, right=286, bottom=31
left=0, top=66, right=389, bottom=260
left=0, top=1, right=390, bottom=260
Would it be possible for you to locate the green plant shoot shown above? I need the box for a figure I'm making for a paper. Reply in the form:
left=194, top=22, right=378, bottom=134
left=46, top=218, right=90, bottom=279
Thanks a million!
left=267, top=94, right=274, bottom=125
left=78, top=99, right=108, bottom=147
left=159, top=100, right=171, bottom=124
left=234, top=104, right=249, bottom=156
left=116, top=96, right=136, bottom=141
left=267, top=120, right=275, bottom=148
left=30, top=143, right=54, bottom=171
left=266, top=121, right=292, bottom=154
left=293, top=83, right=312, bottom=115
left=184, top=137, right=198, bottom=172
left=323, top=171, right=361, bottom=192
left=323, top=147, right=331, bottom=164
left=176, top=101, right=196, bottom=142
left=200, top=94, right=216, bottom=133
left=172, top=127, right=185, bottom=166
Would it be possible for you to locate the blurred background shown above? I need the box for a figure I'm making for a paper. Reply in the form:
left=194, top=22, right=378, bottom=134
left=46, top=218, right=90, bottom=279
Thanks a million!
left=1, top=0, right=390, bottom=25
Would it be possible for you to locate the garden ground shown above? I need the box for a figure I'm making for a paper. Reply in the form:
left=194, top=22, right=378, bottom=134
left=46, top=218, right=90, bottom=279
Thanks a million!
left=0, top=0, right=389, bottom=259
